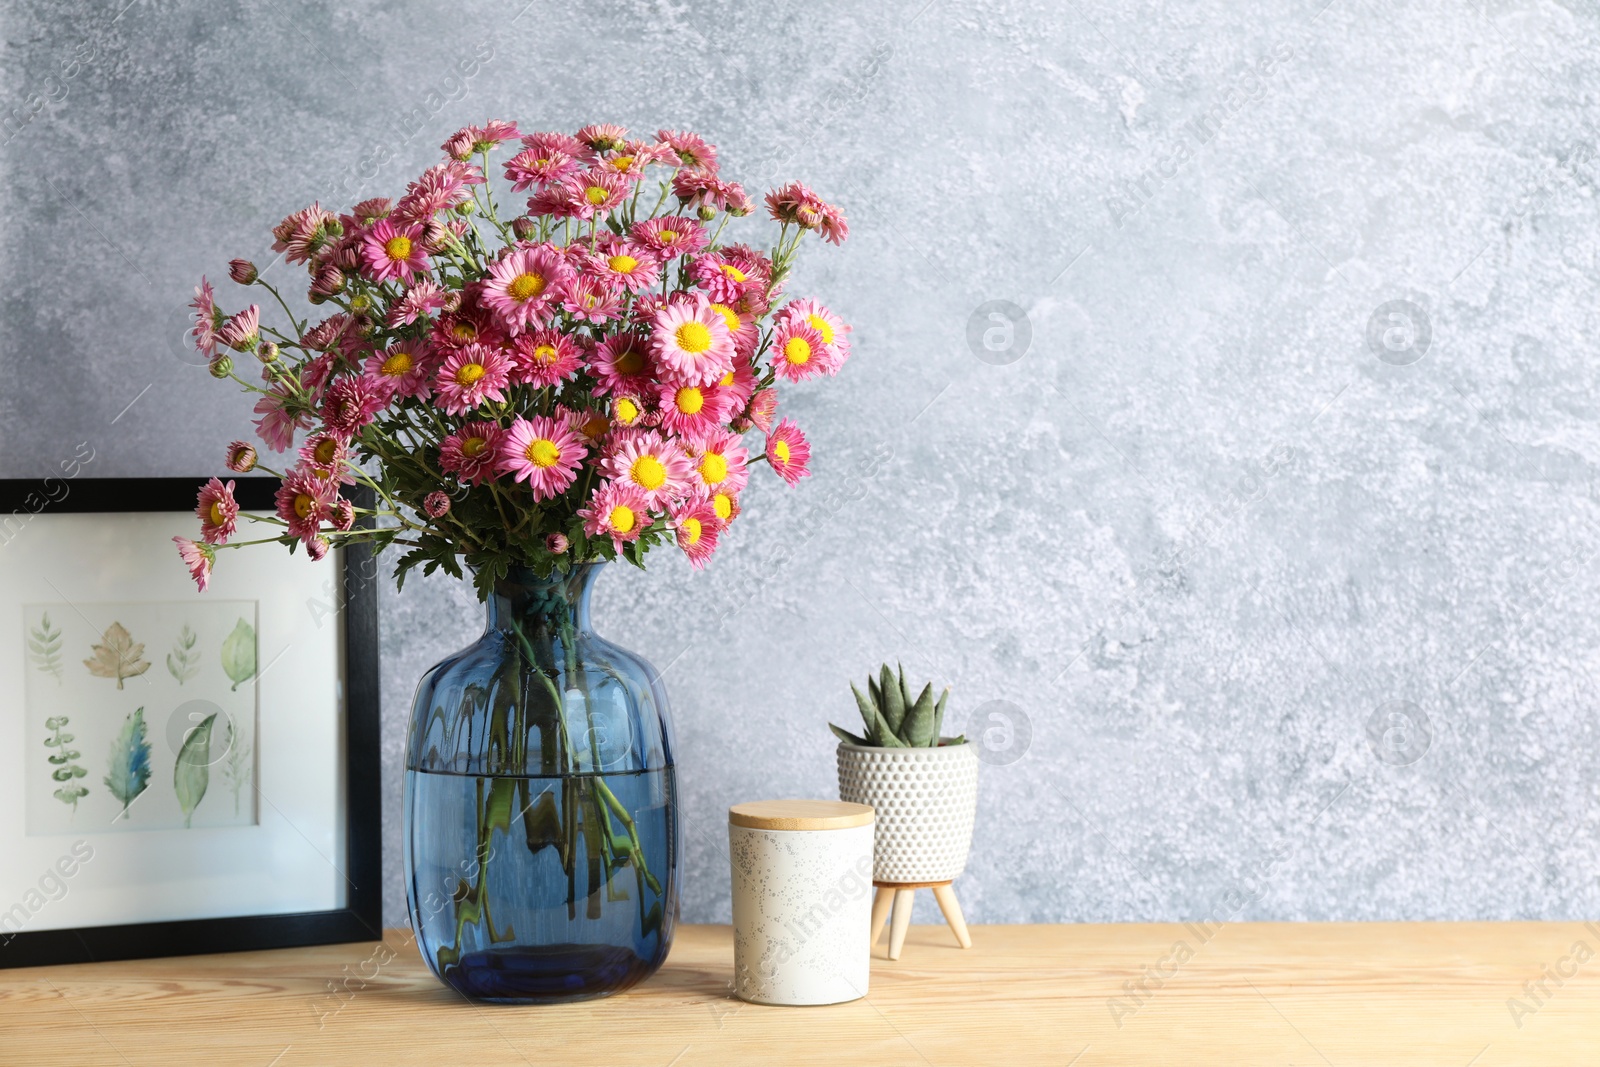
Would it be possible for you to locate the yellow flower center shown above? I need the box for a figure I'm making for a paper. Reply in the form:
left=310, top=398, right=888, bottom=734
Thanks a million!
left=772, top=440, right=791, bottom=464
left=455, top=362, right=486, bottom=386
left=585, top=185, right=609, bottom=206
left=607, top=254, right=638, bottom=275
left=384, top=235, right=412, bottom=262
left=610, top=155, right=635, bottom=171
left=581, top=413, right=610, bottom=439
left=293, top=493, right=316, bottom=519
left=658, top=229, right=678, bottom=243
left=615, top=397, right=640, bottom=423
left=631, top=454, right=667, bottom=491
left=508, top=272, right=546, bottom=302
left=682, top=517, right=702, bottom=545
left=526, top=438, right=561, bottom=468
left=675, top=386, right=705, bottom=415
left=675, top=322, right=712, bottom=354
left=699, top=452, right=728, bottom=484
left=451, top=321, right=477, bottom=342
left=806, top=313, right=835, bottom=344
left=380, top=350, right=414, bottom=376
left=712, top=493, right=732, bottom=520
left=461, top=436, right=488, bottom=458
left=533, top=344, right=558, bottom=365
left=709, top=303, right=740, bottom=332
left=784, top=336, right=812, bottom=365
left=208, top=501, right=225, bottom=526
left=609, top=504, right=636, bottom=533
left=313, top=438, right=339, bottom=465
left=719, top=370, right=735, bottom=386
left=719, top=263, right=747, bottom=282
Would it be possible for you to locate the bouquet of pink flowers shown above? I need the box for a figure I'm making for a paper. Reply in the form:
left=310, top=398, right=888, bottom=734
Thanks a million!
left=177, top=122, right=848, bottom=597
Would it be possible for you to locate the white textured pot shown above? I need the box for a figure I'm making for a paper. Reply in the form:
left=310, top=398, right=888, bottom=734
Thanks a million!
left=836, top=740, right=979, bottom=883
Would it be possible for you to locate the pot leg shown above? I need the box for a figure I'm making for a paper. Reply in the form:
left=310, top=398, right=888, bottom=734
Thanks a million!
left=932, top=883, right=972, bottom=948
left=870, top=886, right=894, bottom=950
left=887, top=888, right=916, bottom=960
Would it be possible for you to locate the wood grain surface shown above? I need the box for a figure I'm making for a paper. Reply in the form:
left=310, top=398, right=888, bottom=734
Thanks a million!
left=3, top=922, right=1599, bottom=1065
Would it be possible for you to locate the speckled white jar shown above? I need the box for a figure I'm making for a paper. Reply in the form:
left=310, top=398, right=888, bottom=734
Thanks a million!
left=837, top=740, right=979, bottom=883
left=728, top=800, right=875, bottom=1006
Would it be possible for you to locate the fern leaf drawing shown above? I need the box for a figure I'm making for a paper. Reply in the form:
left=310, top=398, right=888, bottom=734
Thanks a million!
left=104, top=707, right=152, bottom=818
left=175, top=713, right=218, bottom=828
left=222, top=713, right=253, bottom=816
left=167, top=624, right=200, bottom=685
left=44, top=715, right=89, bottom=812
left=84, top=622, right=151, bottom=690
left=221, top=619, right=257, bottom=691
left=28, top=613, right=64, bottom=684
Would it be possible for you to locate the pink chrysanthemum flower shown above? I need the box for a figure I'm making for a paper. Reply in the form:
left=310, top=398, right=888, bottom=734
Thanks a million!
left=777, top=298, right=851, bottom=371
left=353, top=197, right=392, bottom=222
left=363, top=340, right=433, bottom=399
left=305, top=535, right=331, bottom=561
left=433, top=344, right=512, bottom=416
left=576, top=123, right=629, bottom=153
left=560, top=274, right=623, bottom=324
left=195, top=477, right=239, bottom=545
left=225, top=441, right=258, bottom=473
left=654, top=380, right=730, bottom=438
left=388, top=279, right=453, bottom=327
left=443, top=120, right=522, bottom=160
left=321, top=376, right=389, bottom=438
left=330, top=498, right=356, bottom=532
left=601, top=430, right=693, bottom=510
left=252, top=387, right=311, bottom=452
left=630, top=216, right=709, bottom=258
left=655, top=129, right=718, bottom=171
left=527, top=184, right=579, bottom=219
left=579, top=480, right=650, bottom=552
left=711, top=357, right=758, bottom=412
left=706, top=300, right=759, bottom=359
left=509, top=329, right=582, bottom=388
left=686, top=428, right=751, bottom=495
left=559, top=168, right=630, bottom=220
left=688, top=252, right=758, bottom=304
left=300, top=314, right=351, bottom=353
left=497, top=415, right=586, bottom=501
left=765, top=180, right=830, bottom=229
left=482, top=244, right=572, bottom=331
left=770, top=320, right=828, bottom=382
left=272, top=204, right=337, bottom=264
left=650, top=299, right=735, bottom=386
left=586, top=242, right=659, bottom=293
left=190, top=277, right=219, bottom=359
left=396, top=161, right=484, bottom=221
left=439, top=421, right=503, bottom=486
left=361, top=219, right=429, bottom=284
left=816, top=201, right=849, bottom=245
left=522, top=130, right=588, bottom=159
left=545, top=532, right=569, bottom=554
left=422, top=491, right=451, bottom=519
left=275, top=465, right=336, bottom=545
left=217, top=305, right=261, bottom=352
left=765, top=418, right=812, bottom=486
left=569, top=405, right=615, bottom=445
left=299, top=432, right=357, bottom=487
left=747, top=387, right=779, bottom=432
left=173, top=537, right=215, bottom=592
left=671, top=497, right=721, bottom=570
left=673, top=170, right=750, bottom=215
left=504, top=146, right=580, bottom=190
left=707, top=487, right=741, bottom=526
left=593, top=147, right=651, bottom=179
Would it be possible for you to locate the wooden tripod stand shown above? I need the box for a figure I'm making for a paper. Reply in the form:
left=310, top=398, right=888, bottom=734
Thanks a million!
left=869, top=880, right=972, bottom=960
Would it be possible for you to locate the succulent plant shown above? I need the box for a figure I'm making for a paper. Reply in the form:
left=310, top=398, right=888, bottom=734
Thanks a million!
left=830, top=663, right=963, bottom=748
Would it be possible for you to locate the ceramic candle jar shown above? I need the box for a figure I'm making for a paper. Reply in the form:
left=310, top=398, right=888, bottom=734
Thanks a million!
left=727, top=800, right=875, bottom=1006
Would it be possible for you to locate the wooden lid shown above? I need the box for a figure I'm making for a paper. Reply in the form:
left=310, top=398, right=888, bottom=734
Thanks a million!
left=728, top=799, right=874, bottom=831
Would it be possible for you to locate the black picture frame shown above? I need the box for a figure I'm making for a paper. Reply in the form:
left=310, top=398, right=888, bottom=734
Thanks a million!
left=0, top=477, right=382, bottom=966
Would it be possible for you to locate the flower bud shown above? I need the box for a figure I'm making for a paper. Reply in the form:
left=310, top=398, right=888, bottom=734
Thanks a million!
left=306, top=536, right=331, bottom=561
left=423, top=491, right=451, bottom=519
left=349, top=293, right=372, bottom=312
left=256, top=340, right=279, bottom=364
left=332, top=497, right=356, bottom=532
left=511, top=216, right=537, bottom=240
left=697, top=204, right=717, bottom=221
left=545, top=532, right=569, bottom=555
left=453, top=200, right=475, bottom=217
left=226, top=441, right=258, bottom=473
left=228, top=258, right=258, bottom=285
left=209, top=355, right=233, bottom=378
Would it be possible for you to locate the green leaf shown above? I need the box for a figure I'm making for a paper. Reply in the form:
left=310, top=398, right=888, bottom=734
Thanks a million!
left=879, top=664, right=905, bottom=734
left=174, top=712, right=218, bottom=828
left=903, top=682, right=937, bottom=747
left=899, top=663, right=915, bottom=717
left=932, top=687, right=950, bottom=740
left=851, top=683, right=880, bottom=741
left=221, top=618, right=257, bottom=691
left=829, top=722, right=869, bottom=746
left=104, top=707, right=152, bottom=815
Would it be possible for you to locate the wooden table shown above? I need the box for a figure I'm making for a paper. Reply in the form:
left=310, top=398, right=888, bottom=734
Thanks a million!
left=3, top=922, right=1599, bottom=1065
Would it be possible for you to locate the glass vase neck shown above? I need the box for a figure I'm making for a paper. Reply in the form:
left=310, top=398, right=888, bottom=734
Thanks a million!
left=485, top=563, right=602, bottom=634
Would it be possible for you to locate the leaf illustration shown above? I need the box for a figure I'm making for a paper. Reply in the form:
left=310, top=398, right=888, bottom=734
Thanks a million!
left=28, top=613, right=64, bottom=683
left=84, top=622, right=150, bottom=690
left=221, top=619, right=257, bottom=692
left=174, top=713, right=218, bottom=828
left=44, top=715, right=88, bottom=812
left=104, top=707, right=152, bottom=817
left=221, top=713, right=253, bottom=816
left=166, top=624, right=200, bottom=685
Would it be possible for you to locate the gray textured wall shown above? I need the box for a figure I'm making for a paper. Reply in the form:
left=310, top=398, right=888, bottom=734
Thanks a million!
left=4, top=0, right=1599, bottom=931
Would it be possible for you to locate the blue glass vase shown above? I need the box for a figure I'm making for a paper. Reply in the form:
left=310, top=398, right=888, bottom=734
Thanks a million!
left=403, top=563, right=679, bottom=1003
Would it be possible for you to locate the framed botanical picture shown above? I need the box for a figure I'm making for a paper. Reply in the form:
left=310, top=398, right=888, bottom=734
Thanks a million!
left=0, top=477, right=381, bottom=966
